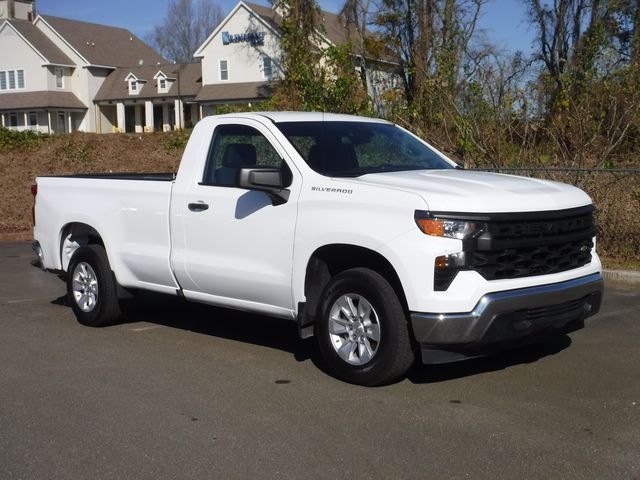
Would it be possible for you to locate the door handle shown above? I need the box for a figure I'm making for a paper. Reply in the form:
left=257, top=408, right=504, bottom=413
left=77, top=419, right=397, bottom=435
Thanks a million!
left=188, top=202, right=209, bottom=212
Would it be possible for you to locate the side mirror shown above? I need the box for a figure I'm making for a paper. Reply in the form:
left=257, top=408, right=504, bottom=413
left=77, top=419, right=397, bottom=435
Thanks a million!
left=237, top=167, right=290, bottom=205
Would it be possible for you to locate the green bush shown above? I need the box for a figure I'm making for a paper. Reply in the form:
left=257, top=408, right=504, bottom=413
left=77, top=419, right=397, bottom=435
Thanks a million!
left=164, top=128, right=192, bottom=153
left=0, top=127, right=49, bottom=149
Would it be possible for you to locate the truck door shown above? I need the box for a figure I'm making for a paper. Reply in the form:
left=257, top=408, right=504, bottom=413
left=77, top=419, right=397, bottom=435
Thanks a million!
left=171, top=120, right=299, bottom=318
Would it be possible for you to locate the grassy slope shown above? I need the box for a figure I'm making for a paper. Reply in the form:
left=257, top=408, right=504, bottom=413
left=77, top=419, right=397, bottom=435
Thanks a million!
left=0, top=131, right=185, bottom=235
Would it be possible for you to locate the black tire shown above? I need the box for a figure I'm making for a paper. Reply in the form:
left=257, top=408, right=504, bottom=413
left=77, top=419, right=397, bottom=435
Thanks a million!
left=315, top=268, right=415, bottom=386
left=66, top=245, right=122, bottom=327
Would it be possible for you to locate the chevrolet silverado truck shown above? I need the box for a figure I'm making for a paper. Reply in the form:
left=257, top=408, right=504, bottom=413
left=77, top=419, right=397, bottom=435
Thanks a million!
left=32, top=112, right=604, bottom=386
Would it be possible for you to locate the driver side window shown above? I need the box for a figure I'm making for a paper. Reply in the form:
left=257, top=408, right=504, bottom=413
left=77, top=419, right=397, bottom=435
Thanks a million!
left=202, top=124, right=284, bottom=186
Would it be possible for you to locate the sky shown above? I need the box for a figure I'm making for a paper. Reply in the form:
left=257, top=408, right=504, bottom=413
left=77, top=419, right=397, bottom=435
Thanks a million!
left=36, top=0, right=536, bottom=55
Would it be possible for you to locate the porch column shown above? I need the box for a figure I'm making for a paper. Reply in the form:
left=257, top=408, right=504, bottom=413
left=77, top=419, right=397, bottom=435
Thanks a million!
left=47, top=111, right=52, bottom=133
left=68, top=112, right=73, bottom=133
left=134, top=104, right=143, bottom=133
left=162, top=103, right=170, bottom=132
left=95, top=105, right=101, bottom=134
left=116, top=102, right=126, bottom=133
left=174, top=99, right=183, bottom=130
left=144, top=101, right=154, bottom=132
left=1, top=113, right=4, bottom=127
left=23, top=112, right=28, bottom=129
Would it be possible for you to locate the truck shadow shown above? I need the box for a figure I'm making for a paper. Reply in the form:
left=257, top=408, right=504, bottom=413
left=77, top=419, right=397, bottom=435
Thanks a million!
left=117, top=292, right=317, bottom=363
left=56, top=292, right=574, bottom=384
left=406, top=334, right=572, bottom=384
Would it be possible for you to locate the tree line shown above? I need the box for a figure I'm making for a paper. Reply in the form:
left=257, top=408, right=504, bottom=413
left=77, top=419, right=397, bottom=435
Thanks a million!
left=272, top=0, right=640, bottom=169
left=150, top=0, right=640, bottom=169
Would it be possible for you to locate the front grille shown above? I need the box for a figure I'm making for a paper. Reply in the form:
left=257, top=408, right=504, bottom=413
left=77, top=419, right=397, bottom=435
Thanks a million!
left=472, top=206, right=595, bottom=281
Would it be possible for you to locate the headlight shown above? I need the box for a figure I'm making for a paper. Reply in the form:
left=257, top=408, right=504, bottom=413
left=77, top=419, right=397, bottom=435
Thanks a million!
left=414, top=211, right=485, bottom=240
left=414, top=211, right=486, bottom=291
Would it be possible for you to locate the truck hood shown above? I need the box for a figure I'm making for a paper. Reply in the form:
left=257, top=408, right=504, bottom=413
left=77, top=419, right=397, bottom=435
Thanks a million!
left=347, top=169, right=592, bottom=213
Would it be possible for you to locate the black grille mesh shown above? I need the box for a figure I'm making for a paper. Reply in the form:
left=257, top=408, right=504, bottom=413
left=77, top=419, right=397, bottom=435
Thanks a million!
left=472, top=209, right=595, bottom=281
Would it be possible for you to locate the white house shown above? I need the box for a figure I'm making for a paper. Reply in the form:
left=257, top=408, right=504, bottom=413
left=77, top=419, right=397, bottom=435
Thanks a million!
left=0, top=0, right=399, bottom=134
left=193, top=1, right=400, bottom=113
left=93, top=63, right=202, bottom=133
left=0, top=0, right=165, bottom=133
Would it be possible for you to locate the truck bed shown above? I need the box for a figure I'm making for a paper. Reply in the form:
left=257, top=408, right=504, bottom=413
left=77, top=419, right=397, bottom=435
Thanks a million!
left=43, top=173, right=176, bottom=181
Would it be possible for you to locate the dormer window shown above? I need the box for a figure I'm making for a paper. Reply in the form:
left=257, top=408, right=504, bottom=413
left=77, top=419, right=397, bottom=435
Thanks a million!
left=153, top=71, right=174, bottom=94
left=125, top=73, right=144, bottom=95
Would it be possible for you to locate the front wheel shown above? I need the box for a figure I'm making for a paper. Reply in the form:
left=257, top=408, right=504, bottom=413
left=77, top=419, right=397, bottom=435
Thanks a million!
left=66, top=245, right=122, bottom=327
left=315, top=268, right=415, bottom=386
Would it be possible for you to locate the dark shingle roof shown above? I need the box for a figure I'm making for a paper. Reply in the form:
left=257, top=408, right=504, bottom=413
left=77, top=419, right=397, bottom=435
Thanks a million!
left=195, top=81, right=273, bottom=103
left=244, top=2, right=394, bottom=62
left=94, top=64, right=202, bottom=101
left=41, top=15, right=166, bottom=67
left=0, top=91, right=87, bottom=110
left=6, top=19, right=74, bottom=65
left=246, top=2, right=358, bottom=47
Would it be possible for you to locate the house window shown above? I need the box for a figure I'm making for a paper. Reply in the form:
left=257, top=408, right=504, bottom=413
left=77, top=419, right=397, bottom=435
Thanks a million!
left=158, top=77, right=167, bottom=92
left=219, top=60, right=228, bottom=81
left=262, top=56, right=272, bottom=79
left=57, top=112, right=66, bottom=133
left=0, top=70, right=25, bottom=90
left=55, top=68, right=64, bottom=89
left=7, top=112, right=18, bottom=127
left=28, top=112, right=38, bottom=127
left=129, top=79, right=138, bottom=95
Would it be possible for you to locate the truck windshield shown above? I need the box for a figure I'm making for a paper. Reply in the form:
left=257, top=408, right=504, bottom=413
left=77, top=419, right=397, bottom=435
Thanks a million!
left=275, top=121, right=454, bottom=177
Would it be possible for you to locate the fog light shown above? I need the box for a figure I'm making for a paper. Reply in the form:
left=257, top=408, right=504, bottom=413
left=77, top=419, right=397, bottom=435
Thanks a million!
left=583, top=303, right=592, bottom=313
left=434, top=253, right=467, bottom=291
left=435, top=252, right=466, bottom=269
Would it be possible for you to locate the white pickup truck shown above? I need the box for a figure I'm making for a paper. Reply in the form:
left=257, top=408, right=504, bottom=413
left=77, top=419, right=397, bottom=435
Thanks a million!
left=32, top=112, right=603, bottom=385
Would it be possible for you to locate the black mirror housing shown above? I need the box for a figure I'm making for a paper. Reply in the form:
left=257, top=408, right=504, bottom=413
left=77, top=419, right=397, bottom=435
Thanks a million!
left=237, top=167, right=290, bottom=205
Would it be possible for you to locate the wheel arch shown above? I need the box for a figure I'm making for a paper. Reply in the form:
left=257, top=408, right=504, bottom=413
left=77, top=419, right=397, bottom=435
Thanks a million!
left=298, top=243, right=409, bottom=338
left=58, top=222, right=105, bottom=272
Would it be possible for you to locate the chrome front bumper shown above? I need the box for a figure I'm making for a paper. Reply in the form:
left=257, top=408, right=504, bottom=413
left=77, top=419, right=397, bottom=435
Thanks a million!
left=411, top=273, right=604, bottom=363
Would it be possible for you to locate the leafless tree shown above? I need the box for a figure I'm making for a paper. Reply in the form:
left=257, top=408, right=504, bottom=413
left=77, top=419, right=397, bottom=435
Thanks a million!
left=149, top=0, right=224, bottom=63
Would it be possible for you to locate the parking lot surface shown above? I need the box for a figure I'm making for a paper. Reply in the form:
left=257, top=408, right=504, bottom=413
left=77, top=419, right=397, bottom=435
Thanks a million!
left=1, top=242, right=638, bottom=479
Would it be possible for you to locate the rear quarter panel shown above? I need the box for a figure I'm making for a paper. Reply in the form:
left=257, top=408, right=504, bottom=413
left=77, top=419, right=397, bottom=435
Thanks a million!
left=34, top=176, right=178, bottom=293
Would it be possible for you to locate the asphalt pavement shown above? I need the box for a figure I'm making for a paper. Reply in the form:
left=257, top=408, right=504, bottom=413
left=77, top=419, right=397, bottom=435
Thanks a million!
left=1, top=242, right=638, bottom=480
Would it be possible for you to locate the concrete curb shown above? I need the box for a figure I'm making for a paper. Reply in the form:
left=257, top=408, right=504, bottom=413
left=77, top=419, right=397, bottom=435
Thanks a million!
left=603, top=269, right=640, bottom=286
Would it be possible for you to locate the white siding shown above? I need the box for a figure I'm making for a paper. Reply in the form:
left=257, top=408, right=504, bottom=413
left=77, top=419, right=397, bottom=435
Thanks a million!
left=200, top=5, right=281, bottom=86
left=0, top=1, right=34, bottom=20
left=0, top=25, right=47, bottom=92
left=45, top=65, right=73, bottom=91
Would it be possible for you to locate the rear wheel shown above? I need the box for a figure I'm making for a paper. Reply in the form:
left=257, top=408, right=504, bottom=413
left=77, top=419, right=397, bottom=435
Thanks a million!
left=67, top=245, right=121, bottom=327
left=316, top=268, right=415, bottom=386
